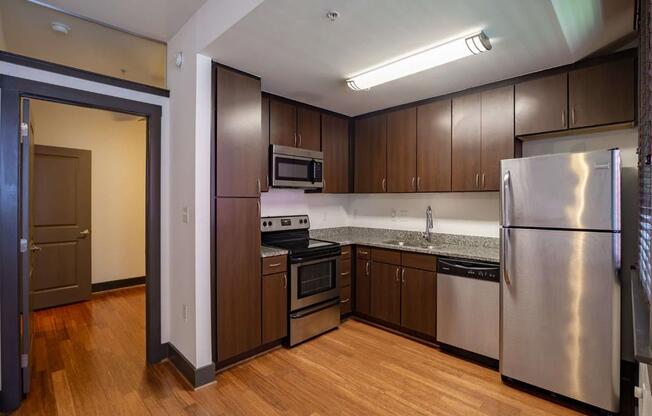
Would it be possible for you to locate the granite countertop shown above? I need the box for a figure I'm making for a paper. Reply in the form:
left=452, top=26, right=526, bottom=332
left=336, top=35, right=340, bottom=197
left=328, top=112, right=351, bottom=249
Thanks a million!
left=261, top=245, right=288, bottom=258
left=310, top=227, right=499, bottom=263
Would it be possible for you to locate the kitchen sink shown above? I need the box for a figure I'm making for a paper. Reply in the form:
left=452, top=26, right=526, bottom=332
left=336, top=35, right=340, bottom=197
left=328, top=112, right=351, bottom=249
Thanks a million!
left=382, top=240, right=440, bottom=250
left=383, top=240, right=407, bottom=246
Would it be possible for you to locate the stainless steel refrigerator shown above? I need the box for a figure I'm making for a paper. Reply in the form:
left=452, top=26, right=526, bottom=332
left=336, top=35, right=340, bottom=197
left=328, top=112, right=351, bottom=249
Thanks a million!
left=500, top=149, right=621, bottom=413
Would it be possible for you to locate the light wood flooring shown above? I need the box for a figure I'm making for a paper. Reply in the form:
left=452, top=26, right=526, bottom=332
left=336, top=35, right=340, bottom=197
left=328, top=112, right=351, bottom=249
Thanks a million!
left=15, top=286, right=583, bottom=415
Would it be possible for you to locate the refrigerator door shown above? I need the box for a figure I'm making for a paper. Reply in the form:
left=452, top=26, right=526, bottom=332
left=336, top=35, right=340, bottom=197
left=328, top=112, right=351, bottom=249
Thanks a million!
left=501, top=149, right=620, bottom=231
left=500, top=227, right=620, bottom=412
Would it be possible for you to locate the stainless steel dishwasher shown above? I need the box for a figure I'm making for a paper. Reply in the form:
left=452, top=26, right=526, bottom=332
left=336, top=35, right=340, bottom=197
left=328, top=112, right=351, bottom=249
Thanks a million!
left=436, top=258, right=500, bottom=360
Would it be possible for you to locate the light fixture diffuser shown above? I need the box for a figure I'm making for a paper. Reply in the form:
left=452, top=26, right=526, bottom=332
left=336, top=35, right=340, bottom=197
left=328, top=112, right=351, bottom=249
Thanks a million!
left=347, top=31, right=492, bottom=91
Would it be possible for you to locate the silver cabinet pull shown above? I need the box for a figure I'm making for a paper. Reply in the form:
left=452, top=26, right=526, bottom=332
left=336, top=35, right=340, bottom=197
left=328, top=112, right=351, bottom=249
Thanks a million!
left=341, top=250, right=350, bottom=256
left=341, top=271, right=350, bottom=276
left=268, top=263, right=281, bottom=267
left=256, top=178, right=261, bottom=194
left=481, top=173, right=485, bottom=189
left=78, top=229, right=90, bottom=239
left=475, top=173, right=479, bottom=189
left=283, top=273, right=287, bottom=288
left=571, top=107, right=576, bottom=126
left=417, top=177, right=421, bottom=191
left=340, top=298, right=351, bottom=304
left=298, top=133, right=302, bottom=147
left=257, top=200, right=261, bottom=217
left=411, top=177, right=416, bottom=191
left=293, top=132, right=297, bottom=147
left=358, top=250, right=369, bottom=255
left=401, top=267, right=405, bottom=283
left=381, top=178, right=386, bottom=192
left=561, top=111, right=566, bottom=128
left=365, top=260, right=370, bottom=275
left=395, top=267, right=400, bottom=282
left=29, top=243, right=42, bottom=253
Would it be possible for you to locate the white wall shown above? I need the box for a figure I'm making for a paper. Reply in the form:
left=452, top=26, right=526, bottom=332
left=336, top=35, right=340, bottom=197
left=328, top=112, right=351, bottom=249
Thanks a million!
left=31, top=100, right=146, bottom=284
left=166, top=0, right=263, bottom=368
left=0, top=6, right=6, bottom=50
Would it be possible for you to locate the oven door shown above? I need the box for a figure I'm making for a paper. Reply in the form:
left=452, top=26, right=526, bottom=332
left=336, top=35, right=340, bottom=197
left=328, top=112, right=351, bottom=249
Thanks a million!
left=271, top=153, right=323, bottom=189
left=290, top=255, right=340, bottom=311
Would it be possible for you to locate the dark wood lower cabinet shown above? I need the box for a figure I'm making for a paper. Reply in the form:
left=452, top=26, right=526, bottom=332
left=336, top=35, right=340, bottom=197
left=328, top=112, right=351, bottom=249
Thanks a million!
left=340, top=285, right=352, bottom=315
left=216, top=197, right=261, bottom=362
left=355, top=258, right=371, bottom=315
left=370, top=262, right=401, bottom=326
left=400, top=267, right=436, bottom=337
left=262, top=272, right=287, bottom=344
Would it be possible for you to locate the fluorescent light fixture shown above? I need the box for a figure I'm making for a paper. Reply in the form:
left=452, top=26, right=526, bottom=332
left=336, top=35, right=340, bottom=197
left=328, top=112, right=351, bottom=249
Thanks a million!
left=346, top=31, right=492, bottom=91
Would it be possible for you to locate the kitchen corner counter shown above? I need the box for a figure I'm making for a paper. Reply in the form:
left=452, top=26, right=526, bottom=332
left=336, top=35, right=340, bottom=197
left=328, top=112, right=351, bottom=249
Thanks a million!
left=310, top=227, right=499, bottom=263
left=261, top=245, right=288, bottom=258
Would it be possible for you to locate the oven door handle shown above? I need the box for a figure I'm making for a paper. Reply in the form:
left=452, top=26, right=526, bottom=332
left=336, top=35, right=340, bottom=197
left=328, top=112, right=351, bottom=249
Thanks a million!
left=291, top=252, right=341, bottom=264
left=290, top=298, right=340, bottom=319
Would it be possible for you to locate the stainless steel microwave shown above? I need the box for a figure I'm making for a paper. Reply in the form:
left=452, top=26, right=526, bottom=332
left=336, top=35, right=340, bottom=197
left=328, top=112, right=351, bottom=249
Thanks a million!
left=270, top=145, right=323, bottom=189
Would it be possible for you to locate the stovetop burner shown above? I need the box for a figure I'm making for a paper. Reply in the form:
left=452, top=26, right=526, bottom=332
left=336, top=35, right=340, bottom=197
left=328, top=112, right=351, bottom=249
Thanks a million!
left=261, top=215, right=340, bottom=257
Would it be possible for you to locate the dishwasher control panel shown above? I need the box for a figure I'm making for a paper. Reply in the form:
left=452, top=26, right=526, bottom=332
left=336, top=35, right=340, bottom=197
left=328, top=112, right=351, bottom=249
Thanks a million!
left=437, top=258, right=499, bottom=282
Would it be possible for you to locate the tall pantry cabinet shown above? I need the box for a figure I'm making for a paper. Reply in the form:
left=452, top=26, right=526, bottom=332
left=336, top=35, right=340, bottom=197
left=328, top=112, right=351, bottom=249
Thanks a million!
left=214, top=65, right=264, bottom=363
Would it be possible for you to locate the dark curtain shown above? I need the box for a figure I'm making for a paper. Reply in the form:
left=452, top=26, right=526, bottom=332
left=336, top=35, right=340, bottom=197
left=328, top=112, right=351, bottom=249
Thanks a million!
left=639, top=0, right=652, bottom=299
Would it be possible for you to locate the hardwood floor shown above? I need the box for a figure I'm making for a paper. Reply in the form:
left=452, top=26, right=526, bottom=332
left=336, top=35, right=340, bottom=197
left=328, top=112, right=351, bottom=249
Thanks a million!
left=16, top=286, right=582, bottom=415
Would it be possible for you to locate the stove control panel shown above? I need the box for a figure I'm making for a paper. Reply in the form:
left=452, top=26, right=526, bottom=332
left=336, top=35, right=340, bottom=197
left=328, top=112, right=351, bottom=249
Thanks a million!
left=261, top=215, right=310, bottom=232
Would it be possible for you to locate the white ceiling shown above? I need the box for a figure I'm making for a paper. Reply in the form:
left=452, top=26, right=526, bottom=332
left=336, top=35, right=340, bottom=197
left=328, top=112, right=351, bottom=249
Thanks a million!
left=34, top=0, right=207, bottom=41
left=205, top=0, right=635, bottom=116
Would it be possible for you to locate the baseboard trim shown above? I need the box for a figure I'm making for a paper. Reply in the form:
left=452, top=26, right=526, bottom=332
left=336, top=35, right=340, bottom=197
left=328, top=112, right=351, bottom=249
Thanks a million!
left=167, top=343, right=216, bottom=389
left=92, top=276, right=146, bottom=293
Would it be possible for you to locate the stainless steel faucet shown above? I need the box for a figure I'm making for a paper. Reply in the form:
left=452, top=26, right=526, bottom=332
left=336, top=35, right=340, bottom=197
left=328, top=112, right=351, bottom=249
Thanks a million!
left=423, top=205, right=434, bottom=242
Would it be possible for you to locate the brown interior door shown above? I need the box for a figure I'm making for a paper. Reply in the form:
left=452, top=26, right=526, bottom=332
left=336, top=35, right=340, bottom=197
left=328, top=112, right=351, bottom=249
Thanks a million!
left=31, top=145, right=92, bottom=310
left=452, top=93, right=481, bottom=191
left=387, top=107, right=417, bottom=192
left=370, top=262, right=401, bottom=325
left=297, top=107, right=321, bottom=151
left=416, top=100, right=451, bottom=192
left=400, top=267, right=436, bottom=337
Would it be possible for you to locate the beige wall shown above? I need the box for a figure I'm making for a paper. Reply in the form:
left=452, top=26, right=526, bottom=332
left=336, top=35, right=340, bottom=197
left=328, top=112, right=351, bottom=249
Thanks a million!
left=31, top=100, right=146, bottom=283
left=0, top=6, right=6, bottom=50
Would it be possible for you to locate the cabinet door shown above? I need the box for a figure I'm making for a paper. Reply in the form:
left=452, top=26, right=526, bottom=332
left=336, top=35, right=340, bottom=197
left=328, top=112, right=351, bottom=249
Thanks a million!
left=354, top=114, right=387, bottom=193
left=261, top=96, right=270, bottom=192
left=452, top=93, right=481, bottom=192
left=515, top=72, right=568, bottom=136
left=215, top=66, right=262, bottom=197
left=262, top=272, right=287, bottom=344
left=417, top=100, right=451, bottom=192
left=297, top=107, right=321, bottom=151
left=370, top=262, right=401, bottom=325
left=217, top=198, right=261, bottom=362
left=400, top=267, right=436, bottom=338
left=569, top=57, right=635, bottom=129
left=387, top=107, right=417, bottom=192
left=270, top=99, right=297, bottom=147
left=481, top=85, right=514, bottom=191
left=322, top=114, right=349, bottom=193
left=355, top=259, right=371, bottom=315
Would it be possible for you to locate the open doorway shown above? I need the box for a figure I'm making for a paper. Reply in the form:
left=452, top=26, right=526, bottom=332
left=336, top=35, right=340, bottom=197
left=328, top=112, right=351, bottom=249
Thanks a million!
left=0, top=75, right=164, bottom=412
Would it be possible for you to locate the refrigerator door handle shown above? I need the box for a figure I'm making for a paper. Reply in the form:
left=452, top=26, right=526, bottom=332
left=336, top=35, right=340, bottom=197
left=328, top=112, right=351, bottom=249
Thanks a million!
left=502, top=170, right=511, bottom=226
left=503, top=228, right=511, bottom=286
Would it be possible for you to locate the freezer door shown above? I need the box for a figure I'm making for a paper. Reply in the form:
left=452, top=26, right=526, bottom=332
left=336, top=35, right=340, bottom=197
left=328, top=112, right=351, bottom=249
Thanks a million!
left=500, top=228, right=620, bottom=412
left=500, top=149, right=620, bottom=231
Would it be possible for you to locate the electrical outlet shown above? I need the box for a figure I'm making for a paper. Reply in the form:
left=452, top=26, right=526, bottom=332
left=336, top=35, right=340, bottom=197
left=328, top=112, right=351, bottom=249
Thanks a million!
left=399, top=210, right=408, bottom=222
left=182, top=304, right=188, bottom=322
left=391, top=209, right=397, bottom=221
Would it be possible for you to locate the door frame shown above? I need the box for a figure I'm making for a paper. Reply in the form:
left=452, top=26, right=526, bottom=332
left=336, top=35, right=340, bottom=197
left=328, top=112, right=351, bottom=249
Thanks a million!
left=0, top=75, right=164, bottom=412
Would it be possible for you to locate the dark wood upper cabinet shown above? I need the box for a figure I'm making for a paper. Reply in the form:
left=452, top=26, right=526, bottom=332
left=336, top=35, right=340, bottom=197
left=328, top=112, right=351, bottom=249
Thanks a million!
left=215, top=66, right=262, bottom=197
left=322, top=114, right=350, bottom=193
left=569, top=57, right=635, bottom=129
left=262, top=272, right=287, bottom=344
left=452, top=93, right=481, bottom=192
left=515, top=72, right=568, bottom=136
left=370, top=262, right=401, bottom=325
left=269, top=99, right=297, bottom=147
left=355, top=258, right=371, bottom=315
left=261, top=95, right=270, bottom=192
left=216, top=197, right=261, bottom=362
left=387, top=107, right=417, bottom=192
left=355, top=114, right=387, bottom=193
left=297, top=107, right=321, bottom=151
left=481, top=85, right=514, bottom=191
left=400, top=267, right=436, bottom=338
left=417, top=100, right=451, bottom=192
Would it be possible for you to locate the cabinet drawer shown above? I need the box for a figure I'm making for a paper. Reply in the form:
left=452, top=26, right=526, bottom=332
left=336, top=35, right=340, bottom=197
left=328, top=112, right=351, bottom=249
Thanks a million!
left=356, top=246, right=371, bottom=260
left=340, top=258, right=352, bottom=287
left=262, top=255, right=287, bottom=276
left=340, top=286, right=352, bottom=315
left=371, top=248, right=401, bottom=265
left=402, top=252, right=436, bottom=272
left=340, top=245, right=352, bottom=260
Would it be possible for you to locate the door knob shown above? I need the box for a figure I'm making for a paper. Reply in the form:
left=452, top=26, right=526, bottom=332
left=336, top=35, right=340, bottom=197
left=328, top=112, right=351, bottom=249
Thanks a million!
left=78, top=229, right=90, bottom=239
